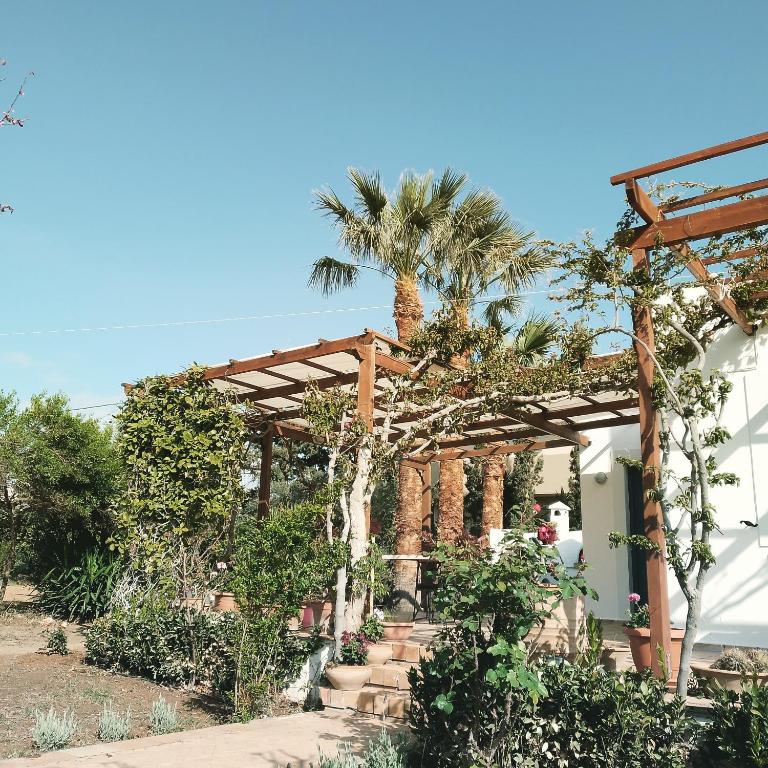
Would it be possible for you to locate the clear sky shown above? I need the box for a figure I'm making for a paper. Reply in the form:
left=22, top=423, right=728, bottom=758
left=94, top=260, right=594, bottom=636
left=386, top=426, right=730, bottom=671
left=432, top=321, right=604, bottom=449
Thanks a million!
left=2, top=1, right=767, bottom=418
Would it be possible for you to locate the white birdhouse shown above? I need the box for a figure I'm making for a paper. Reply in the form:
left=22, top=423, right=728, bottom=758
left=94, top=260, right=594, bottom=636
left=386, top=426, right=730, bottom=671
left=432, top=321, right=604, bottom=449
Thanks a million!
left=547, top=500, right=571, bottom=536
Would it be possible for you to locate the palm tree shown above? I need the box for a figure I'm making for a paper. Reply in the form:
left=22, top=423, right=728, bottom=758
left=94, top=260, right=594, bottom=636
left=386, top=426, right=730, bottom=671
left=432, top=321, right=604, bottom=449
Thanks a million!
left=309, top=168, right=466, bottom=618
left=309, top=168, right=466, bottom=342
left=426, top=191, right=555, bottom=544
left=481, top=315, right=560, bottom=539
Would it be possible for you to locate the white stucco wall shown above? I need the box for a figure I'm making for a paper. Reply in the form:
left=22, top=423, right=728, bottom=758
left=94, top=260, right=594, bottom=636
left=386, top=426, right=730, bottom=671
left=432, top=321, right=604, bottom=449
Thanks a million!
left=580, top=323, right=768, bottom=647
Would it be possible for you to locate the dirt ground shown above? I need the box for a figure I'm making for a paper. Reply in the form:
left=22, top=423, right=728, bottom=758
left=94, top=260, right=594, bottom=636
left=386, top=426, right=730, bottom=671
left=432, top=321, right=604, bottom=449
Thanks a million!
left=0, top=586, right=293, bottom=760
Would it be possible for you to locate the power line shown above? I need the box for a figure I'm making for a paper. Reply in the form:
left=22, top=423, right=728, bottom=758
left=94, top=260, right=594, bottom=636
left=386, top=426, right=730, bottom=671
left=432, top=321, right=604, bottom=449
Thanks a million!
left=0, top=289, right=563, bottom=339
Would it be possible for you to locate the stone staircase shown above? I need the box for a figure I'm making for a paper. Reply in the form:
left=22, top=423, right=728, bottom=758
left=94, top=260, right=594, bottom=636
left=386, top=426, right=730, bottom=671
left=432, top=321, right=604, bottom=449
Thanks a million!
left=319, top=640, right=430, bottom=719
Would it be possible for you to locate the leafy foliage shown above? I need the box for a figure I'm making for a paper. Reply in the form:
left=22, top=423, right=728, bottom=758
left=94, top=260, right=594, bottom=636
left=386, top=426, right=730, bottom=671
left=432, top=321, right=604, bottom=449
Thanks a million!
left=45, top=626, right=68, bottom=656
left=31, top=708, right=77, bottom=752
left=694, top=680, right=768, bottom=767
left=0, top=392, right=121, bottom=597
left=114, top=366, right=246, bottom=580
left=338, top=631, right=369, bottom=665
left=37, top=549, right=122, bottom=621
left=409, top=531, right=597, bottom=766
left=316, top=730, right=409, bottom=768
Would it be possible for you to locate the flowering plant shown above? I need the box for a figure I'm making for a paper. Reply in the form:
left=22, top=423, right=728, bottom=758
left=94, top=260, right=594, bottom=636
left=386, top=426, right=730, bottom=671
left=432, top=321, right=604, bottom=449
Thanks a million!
left=536, top=522, right=558, bottom=545
left=339, top=630, right=370, bottom=665
left=359, top=610, right=385, bottom=643
left=624, top=592, right=650, bottom=629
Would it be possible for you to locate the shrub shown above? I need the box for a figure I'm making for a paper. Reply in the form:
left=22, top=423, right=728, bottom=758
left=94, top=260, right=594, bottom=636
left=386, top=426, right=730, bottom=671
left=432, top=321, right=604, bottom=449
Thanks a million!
left=31, top=708, right=77, bottom=752
left=317, top=730, right=408, bottom=768
left=149, top=695, right=179, bottom=735
left=694, top=679, right=768, bottom=766
left=85, top=602, right=239, bottom=688
left=37, top=550, right=122, bottom=622
left=339, top=631, right=369, bottom=665
left=45, top=626, right=68, bottom=656
left=359, top=611, right=385, bottom=643
left=98, top=703, right=131, bottom=741
left=711, top=647, right=768, bottom=674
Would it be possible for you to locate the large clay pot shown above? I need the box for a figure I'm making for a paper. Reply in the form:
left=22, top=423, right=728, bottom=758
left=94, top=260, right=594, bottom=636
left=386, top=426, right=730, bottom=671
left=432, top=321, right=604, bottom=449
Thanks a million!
left=212, top=592, right=239, bottom=613
left=623, top=626, right=685, bottom=685
left=367, top=643, right=393, bottom=665
left=382, top=621, right=414, bottom=642
left=324, top=664, right=371, bottom=690
left=690, top=661, right=768, bottom=693
left=302, top=599, right=333, bottom=630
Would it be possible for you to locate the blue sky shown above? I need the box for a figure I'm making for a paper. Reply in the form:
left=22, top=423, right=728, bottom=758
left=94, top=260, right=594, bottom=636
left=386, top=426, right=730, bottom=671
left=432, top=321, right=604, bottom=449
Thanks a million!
left=2, top=1, right=767, bottom=418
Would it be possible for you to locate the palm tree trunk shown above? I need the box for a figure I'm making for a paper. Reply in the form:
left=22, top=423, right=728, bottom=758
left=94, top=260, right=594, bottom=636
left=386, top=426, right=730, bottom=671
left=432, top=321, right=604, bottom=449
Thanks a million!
left=481, top=456, right=505, bottom=543
left=393, top=276, right=423, bottom=343
left=392, top=275, right=425, bottom=613
left=438, top=459, right=465, bottom=544
left=439, top=301, right=469, bottom=544
left=392, top=462, right=422, bottom=618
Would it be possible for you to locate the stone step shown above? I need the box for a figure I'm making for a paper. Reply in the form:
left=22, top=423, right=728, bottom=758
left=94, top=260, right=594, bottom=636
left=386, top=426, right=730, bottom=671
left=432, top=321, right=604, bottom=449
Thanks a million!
left=388, top=640, right=432, bottom=664
left=319, top=684, right=411, bottom=719
left=368, top=661, right=416, bottom=690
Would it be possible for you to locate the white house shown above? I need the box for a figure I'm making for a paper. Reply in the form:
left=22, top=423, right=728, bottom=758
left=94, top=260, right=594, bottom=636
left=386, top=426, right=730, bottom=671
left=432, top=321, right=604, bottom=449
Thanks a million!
left=580, top=322, right=768, bottom=648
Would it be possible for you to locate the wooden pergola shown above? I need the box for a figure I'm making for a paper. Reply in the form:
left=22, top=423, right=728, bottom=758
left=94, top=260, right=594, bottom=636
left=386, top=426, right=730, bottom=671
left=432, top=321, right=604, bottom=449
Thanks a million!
left=613, top=130, right=768, bottom=678
left=201, top=329, right=639, bottom=518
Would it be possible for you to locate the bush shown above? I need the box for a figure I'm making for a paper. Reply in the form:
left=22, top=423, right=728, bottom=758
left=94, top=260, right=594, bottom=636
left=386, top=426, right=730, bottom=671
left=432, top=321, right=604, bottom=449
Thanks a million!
left=85, top=602, right=239, bottom=688
left=149, top=695, right=179, bottom=735
left=711, top=647, right=768, bottom=674
left=694, top=679, right=768, bottom=767
left=98, top=703, right=131, bottom=742
left=317, top=730, right=409, bottom=768
left=45, top=626, right=68, bottom=656
left=31, top=708, right=77, bottom=752
left=37, top=550, right=122, bottom=622
left=408, top=532, right=693, bottom=767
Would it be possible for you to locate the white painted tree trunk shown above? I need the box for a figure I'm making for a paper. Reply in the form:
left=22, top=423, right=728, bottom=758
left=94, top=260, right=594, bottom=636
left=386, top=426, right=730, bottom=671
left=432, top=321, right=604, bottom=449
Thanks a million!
left=344, top=445, right=371, bottom=632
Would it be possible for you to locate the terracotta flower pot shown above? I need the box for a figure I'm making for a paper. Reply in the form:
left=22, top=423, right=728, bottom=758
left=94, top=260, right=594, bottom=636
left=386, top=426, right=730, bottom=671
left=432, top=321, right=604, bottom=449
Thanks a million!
left=324, top=664, right=371, bottom=690
left=367, top=643, right=393, bottom=665
left=623, top=626, right=685, bottom=684
left=382, top=621, right=414, bottom=642
left=212, top=592, right=239, bottom=613
left=690, top=661, right=768, bottom=692
left=302, top=599, right=333, bottom=629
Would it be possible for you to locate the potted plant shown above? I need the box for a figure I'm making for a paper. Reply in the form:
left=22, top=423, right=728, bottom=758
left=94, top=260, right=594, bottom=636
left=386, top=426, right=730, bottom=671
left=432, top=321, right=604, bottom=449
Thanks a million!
left=360, top=609, right=391, bottom=665
left=324, top=631, right=372, bottom=690
left=211, top=562, right=239, bottom=612
left=691, top=648, right=768, bottom=692
left=622, top=593, right=684, bottom=683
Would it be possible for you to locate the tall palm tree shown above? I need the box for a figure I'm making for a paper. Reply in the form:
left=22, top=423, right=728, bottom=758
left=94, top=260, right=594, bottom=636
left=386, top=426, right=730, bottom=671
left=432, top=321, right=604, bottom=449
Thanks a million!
left=309, top=168, right=466, bottom=617
left=309, top=168, right=466, bottom=342
left=426, top=190, right=554, bottom=544
left=481, top=315, right=560, bottom=538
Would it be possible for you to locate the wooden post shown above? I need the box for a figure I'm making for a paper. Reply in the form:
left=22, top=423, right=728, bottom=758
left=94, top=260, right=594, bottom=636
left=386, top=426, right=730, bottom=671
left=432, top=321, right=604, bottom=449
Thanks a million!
left=631, top=247, right=673, bottom=680
left=257, top=423, right=274, bottom=518
left=356, top=342, right=376, bottom=536
left=421, top=463, right=432, bottom=531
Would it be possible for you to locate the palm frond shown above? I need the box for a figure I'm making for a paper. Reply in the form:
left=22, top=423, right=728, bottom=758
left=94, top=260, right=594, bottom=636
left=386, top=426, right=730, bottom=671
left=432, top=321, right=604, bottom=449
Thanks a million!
left=510, top=313, right=561, bottom=365
left=348, top=168, right=388, bottom=219
left=313, top=187, right=353, bottom=223
left=307, top=256, right=360, bottom=296
left=482, top=295, right=523, bottom=332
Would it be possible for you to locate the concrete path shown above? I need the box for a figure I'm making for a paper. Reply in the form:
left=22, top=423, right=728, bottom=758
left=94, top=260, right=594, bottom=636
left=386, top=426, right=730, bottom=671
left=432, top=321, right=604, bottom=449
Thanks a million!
left=1, top=710, right=404, bottom=768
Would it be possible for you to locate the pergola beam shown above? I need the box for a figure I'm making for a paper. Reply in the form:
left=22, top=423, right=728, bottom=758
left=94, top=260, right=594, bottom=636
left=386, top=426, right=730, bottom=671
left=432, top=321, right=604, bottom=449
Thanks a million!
left=411, top=438, right=571, bottom=464
left=625, top=180, right=754, bottom=335
left=661, top=177, right=768, bottom=214
left=611, top=130, right=768, bottom=186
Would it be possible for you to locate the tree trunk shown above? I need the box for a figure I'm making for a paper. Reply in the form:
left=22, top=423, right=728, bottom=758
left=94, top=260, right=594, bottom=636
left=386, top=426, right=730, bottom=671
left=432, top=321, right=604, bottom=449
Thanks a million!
left=393, top=275, right=423, bottom=344
left=0, top=491, right=18, bottom=603
left=439, top=459, right=465, bottom=544
left=392, top=461, right=422, bottom=618
left=677, top=587, right=702, bottom=697
left=481, top=456, right=505, bottom=543
left=344, top=446, right=372, bottom=633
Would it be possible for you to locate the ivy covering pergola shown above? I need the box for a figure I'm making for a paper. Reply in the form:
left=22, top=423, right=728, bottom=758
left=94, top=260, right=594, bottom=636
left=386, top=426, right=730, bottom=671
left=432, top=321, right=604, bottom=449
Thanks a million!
left=612, top=130, right=768, bottom=679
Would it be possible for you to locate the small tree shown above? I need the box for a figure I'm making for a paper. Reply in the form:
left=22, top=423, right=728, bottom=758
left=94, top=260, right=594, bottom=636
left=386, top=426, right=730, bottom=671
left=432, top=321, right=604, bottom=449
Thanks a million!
left=504, top=450, right=543, bottom=527
left=0, top=392, right=120, bottom=600
left=549, top=192, right=768, bottom=695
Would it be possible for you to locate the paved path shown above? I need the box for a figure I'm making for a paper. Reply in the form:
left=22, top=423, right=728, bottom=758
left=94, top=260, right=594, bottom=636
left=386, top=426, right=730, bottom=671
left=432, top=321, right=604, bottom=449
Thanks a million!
left=1, top=711, right=404, bottom=768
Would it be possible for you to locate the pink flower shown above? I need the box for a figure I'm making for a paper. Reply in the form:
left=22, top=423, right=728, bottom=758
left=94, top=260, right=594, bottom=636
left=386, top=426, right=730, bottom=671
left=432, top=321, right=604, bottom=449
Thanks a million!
left=536, top=522, right=558, bottom=545
left=533, top=503, right=542, bottom=513
left=628, top=592, right=641, bottom=604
